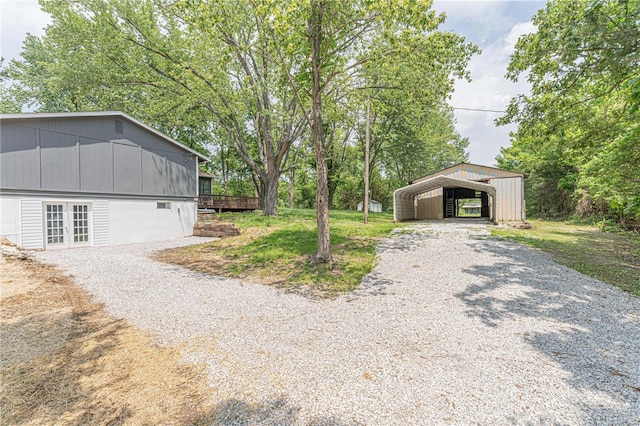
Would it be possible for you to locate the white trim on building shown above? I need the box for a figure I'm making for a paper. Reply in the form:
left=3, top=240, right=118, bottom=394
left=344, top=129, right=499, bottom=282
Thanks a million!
left=393, top=162, right=527, bottom=222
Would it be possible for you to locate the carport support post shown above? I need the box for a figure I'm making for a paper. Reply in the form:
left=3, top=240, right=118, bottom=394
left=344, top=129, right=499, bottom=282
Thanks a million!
left=492, top=195, right=497, bottom=223
left=363, top=99, right=370, bottom=224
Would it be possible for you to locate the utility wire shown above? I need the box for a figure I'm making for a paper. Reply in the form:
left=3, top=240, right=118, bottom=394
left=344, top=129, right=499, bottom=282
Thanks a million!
left=452, top=107, right=506, bottom=113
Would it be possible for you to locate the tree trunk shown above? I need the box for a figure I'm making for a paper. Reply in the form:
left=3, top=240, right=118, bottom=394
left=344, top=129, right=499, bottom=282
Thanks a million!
left=288, top=172, right=295, bottom=209
left=288, top=185, right=295, bottom=209
left=286, top=150, right=297, bottom=209
left=262, top=176, right=279, bottom=216
left=364, top=99, right=371, bottom=224
left=221, top=146, right=229, bottom=196
left=310, top=0, right=332, bottom=263
left=327, top=182, right=335, bottom=210
left=314, top=138, right=332, bottom=262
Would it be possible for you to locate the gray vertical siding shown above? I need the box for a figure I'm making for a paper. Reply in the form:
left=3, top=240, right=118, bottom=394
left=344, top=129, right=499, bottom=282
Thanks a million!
left=113, top=141, right=142, bottom=193
left=1, top=116, right=198, bottom=197
left=40, top=129, right=80, bottom=190
left=80, top=136, right=113, bottom=192
left=0, top=124, right=40, bottom=188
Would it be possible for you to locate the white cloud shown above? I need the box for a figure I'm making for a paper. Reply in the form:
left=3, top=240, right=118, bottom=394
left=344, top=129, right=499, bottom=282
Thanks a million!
left=450, top=28, right=533, bottom=165
left=1, top=0, right=51, bottom=62
left=503, top=21, right=537, bottom=54
left=432, top=1, right=542, bottom=167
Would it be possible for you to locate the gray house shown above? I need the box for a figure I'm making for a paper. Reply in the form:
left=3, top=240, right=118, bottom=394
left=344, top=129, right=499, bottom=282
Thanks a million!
left=0, top=111, right=209, bottom=249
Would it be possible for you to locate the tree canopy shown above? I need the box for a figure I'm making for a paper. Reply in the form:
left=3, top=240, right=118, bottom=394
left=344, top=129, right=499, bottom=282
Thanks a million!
left=3, top=0, right=479, bottom=258
left=498, top=0, right=639, bottom=226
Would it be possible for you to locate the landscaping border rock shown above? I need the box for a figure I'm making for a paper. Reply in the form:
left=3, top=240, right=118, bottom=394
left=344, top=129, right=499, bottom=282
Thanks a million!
left=193, top=222, right=241, bottom=238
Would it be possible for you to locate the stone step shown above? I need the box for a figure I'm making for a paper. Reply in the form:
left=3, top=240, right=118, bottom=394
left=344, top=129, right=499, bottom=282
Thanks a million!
left=193, top=222, right=241, bottom=238
left=197, top=212, right=218, bottom=222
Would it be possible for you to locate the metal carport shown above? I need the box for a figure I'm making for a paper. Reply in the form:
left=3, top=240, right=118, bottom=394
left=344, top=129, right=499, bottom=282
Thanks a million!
left=393, top=176, right=497, bottom=222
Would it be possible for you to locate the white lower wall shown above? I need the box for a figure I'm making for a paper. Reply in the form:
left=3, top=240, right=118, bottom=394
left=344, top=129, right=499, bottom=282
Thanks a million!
left=0, top=194, right=197, bottom=249
left=0, top=196, right=21, bottom=245
left=108, top=199, right=196, bottom=245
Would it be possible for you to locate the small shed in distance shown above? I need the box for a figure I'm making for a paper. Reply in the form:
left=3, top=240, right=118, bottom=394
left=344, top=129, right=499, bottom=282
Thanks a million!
left=357, top=199, right=383, bottom=213
left=461, top=204, right=482, bottom=215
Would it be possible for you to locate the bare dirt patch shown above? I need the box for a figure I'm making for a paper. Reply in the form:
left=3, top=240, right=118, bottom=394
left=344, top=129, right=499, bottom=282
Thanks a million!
left=1, top=246, right=212, bottom=425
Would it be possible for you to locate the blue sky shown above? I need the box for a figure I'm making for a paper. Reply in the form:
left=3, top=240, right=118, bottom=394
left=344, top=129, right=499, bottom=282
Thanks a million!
left=1, top=0, right=546, bottom=167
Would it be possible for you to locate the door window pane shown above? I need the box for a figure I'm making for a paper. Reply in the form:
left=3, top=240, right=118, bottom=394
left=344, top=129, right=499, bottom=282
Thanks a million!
left=72, top=205, right=89, bottom=243
left=46, top=204, right=64, bottom=244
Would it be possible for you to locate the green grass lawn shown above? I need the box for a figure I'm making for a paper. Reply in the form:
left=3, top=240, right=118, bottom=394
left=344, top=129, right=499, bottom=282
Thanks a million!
left=492, top=220, right=640, bottom=296
left=159, top=212, right=639, bottom=298
left=157, top=209, right=407, bottom=297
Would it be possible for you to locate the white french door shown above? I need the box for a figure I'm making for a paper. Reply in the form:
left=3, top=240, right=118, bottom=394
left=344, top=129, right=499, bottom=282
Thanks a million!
left=44, top=203, right=92, bottom=248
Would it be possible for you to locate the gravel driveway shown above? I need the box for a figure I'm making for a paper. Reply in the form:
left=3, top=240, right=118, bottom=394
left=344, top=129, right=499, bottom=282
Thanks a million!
left=36, top=222, right=640, bottom=425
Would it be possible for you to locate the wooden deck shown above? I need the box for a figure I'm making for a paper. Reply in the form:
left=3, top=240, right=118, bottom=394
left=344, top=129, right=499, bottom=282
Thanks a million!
left=198, top=194, right=261, bottom=211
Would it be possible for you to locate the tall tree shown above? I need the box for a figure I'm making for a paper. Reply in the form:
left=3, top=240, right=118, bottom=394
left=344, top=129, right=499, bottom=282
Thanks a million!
left=357, top=29, right=473, bottom=193
left=499, top=0, right=640, bottom=224
left=4, top=0, right=309, bottom=215
left=6, top=0, right=478, bottom=257
left=271, top=0, right=477, bottom=262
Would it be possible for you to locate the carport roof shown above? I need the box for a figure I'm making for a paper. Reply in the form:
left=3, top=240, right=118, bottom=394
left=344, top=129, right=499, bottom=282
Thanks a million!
left=393, top=175, right=496, bottom=200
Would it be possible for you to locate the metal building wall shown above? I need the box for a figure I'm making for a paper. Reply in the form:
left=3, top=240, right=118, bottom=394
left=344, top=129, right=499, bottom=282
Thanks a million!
left=410, top=164, right=524, bottom=221
left=393, top=193, right=415, bottom=222
left=416, top=188, right=443, bottom=219
left=1, top=117, right=198, bottom=197
left=490, top=176, right=524, bottom=221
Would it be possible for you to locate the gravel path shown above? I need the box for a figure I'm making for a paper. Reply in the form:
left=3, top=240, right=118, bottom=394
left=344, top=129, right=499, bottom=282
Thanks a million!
left=36, top=223, right=640, bottom=425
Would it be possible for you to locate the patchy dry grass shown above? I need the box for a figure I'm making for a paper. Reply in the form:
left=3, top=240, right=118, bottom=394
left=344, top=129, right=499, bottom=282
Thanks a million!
left=492, top=220, right=640, bottom=296
left=157, top=209, right=406, bottom=298
left=1, top=246, right=212, bottom=425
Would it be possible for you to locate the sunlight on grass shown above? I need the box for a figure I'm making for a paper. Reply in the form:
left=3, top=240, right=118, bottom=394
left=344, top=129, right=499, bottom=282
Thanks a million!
left=158, top=209, right=407, bottom=297
left=492, top=220, right=640, bottom=296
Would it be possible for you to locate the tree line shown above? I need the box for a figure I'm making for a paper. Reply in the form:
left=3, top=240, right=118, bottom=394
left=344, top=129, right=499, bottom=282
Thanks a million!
left=497, top=0, right=639, bottom=229
left=1, top=0, right=478, bottom=261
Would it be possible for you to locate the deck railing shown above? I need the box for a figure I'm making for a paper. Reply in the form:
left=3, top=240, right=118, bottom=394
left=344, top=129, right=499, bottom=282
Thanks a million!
left=198, top=194, right=261, bottom=211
